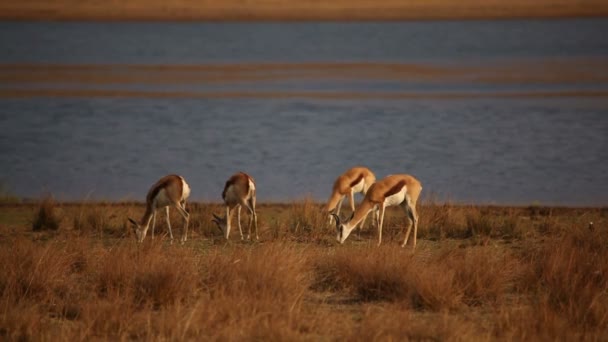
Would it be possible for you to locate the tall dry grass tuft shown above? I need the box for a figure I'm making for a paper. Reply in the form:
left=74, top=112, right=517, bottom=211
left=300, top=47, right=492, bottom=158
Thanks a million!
left=418, top=203, right=451, bottom=240
left=405, top=258, right=464, bottom=311
left=535, top=215, right=567, bottom=235
left=172, top=242, right=313, bottom=340
left=312, top=246, right=409, bottom=299
left=32, top=196, right=61, bottom=231
left=77, top=298, right=137, bottom=338
left=423, top=204, right=472, bottom=240
left=422, top=205, right=528, bottom=241
left=495, top=224, right=608, bottom=340
left=186, top=202, right=223, bottom=239
left=0, top=238, right=71, bottom=302
left=0, top=237, right=89, bottom=339
left=287, top=197, right=328, bottom=241
left=95, top=242, right=138, bottom=300
left=202, top=243, right=310, bottom=301
left=417, top=196, right=468, bottom=241
left=131, top=243, right=201, bottom=308
left=314, top=243, right=519, bottom=312
left=405, top=247, right=515, bottom=311
left=493, top=298, right=576, bottom=340
left=494, top=210, right=525, bottom=240
left=312, top=246, right=465, bottom=310
left=72, top=203, right=131, bottom=238
left=0, top=303, right=43, bottom=341
left=94, top=239, right=201, bottom=308
left=350, top=305, right=484, bottom=341
left=464, top=208, right=495, bottom=243
left=438, top=247, right=519, bottom=306
left=535, top=226, right=608, bottom=330
left=77, top=239, right=202, bottom=339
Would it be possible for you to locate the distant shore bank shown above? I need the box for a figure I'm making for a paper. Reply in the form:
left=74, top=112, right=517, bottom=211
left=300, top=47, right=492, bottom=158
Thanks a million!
left=2, top=0, right=608, bottom=21
left=2, top=59, right=608, bottom=100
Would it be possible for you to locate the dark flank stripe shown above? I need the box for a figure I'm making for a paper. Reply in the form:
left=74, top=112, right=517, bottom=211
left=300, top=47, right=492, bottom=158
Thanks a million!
left=383, top=180, right=407, bottom=198
left=222, top=172, right=252, bottom=200
left=349, top=174, right=364, bottom=188
left=147, top=174, right=181, bottom=203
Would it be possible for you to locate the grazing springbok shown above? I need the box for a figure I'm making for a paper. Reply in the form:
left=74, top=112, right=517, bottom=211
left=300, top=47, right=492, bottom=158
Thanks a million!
left=326, top=166, right=376, bottom=226
left=128, top=174, right=190, bottom=244
left=331, top=174, right=422, bottom=248
left=212, top=172, right=258, bottom=241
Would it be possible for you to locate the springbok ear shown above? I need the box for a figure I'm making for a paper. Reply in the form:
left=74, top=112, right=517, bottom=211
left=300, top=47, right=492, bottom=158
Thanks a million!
left=128, top=218, right=138, bottom=226
left=212, top=213, right=221, bottom=220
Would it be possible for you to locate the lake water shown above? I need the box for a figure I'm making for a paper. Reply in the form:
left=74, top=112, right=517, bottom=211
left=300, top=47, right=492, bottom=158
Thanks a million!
left=0, top=20, right=607, bottom=205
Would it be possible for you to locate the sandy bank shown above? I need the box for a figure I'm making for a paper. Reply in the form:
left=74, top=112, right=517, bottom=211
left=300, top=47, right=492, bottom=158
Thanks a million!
left=2, top=0, right=608, bottom=21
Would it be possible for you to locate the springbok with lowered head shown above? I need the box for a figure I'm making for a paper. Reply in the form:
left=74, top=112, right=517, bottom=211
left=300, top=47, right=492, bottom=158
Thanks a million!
left=326, top=166, right=376, bottom=225
left=128, top=174, right=191, bottom=244
left=212, top=172, right=258, bottom=240
left=331, top=174, right=422, bottom=248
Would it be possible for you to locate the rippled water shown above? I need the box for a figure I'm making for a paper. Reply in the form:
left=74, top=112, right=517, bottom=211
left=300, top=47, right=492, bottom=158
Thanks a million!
left=1, top=98, right=606, bottom=205
left=2, top=20, right=607, bottom=63
left=0, top=20, right=607, bottom=205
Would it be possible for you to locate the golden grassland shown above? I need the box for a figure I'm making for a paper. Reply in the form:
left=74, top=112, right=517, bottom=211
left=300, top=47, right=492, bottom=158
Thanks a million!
left=1, top=0, right=608, bottom=21
left=0, top=198, right=607, bottom=340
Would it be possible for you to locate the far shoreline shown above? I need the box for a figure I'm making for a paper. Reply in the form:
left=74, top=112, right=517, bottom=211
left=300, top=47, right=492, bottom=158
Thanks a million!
left=1, top=1, right=608, bottom=21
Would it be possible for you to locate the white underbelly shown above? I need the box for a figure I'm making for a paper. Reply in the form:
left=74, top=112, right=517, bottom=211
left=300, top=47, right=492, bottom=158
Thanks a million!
left=384, top=187, right=407, bottom=207
left=224, top=179, right=254, bottom=206
left=154, top=189, right=173, bottom=208
left=351, top=178, right=365, bottom=193
left=224, top=185, right=241, bottom=205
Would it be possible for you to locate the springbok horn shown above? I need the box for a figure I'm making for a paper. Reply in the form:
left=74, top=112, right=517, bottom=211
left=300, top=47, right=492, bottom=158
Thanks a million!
left=330, top=213, right=341, bottom=228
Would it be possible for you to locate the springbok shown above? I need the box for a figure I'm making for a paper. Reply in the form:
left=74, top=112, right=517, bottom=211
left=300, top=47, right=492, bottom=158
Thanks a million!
left=128, top=174, right=190, bottom=244
left=212, top=172, right=258, bottom=240
left=331, top=174, right=422, bottom=248
left=326, top=166, right=376, bottom=227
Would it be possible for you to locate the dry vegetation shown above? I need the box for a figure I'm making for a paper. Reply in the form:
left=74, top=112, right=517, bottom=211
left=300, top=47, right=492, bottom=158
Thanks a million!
left=0, top=199, right=607, bottom=340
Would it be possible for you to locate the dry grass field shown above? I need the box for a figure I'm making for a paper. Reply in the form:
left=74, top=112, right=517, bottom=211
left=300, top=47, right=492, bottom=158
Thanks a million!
left=2, top=0, right=608, bottom=21
left=0, top=198, right=607, bottom=340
